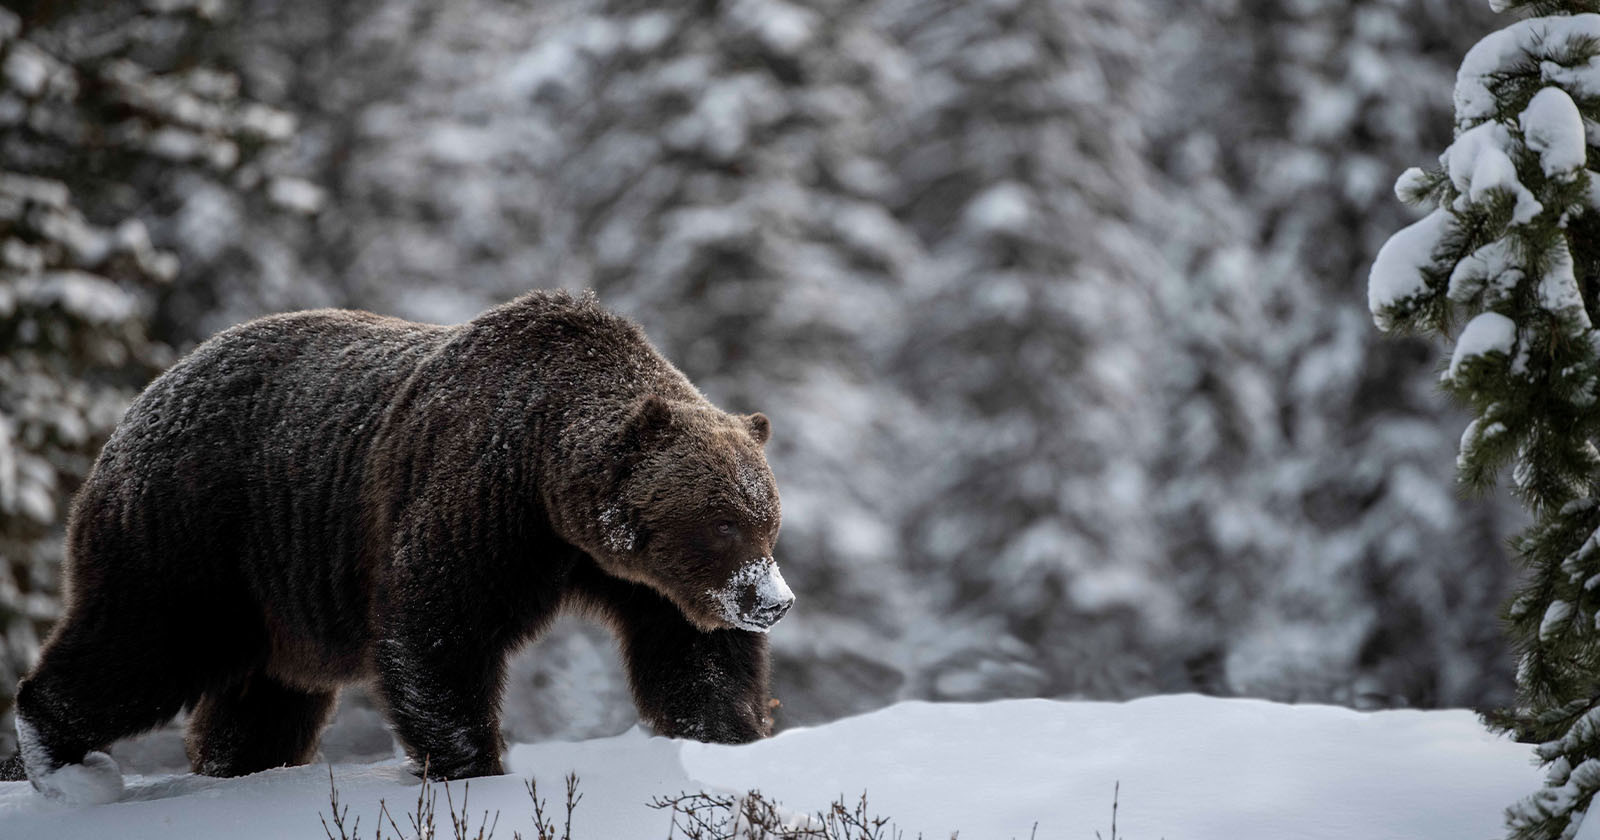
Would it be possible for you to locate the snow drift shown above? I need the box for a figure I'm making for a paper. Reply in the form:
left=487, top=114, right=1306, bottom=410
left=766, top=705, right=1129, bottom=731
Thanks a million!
left=0, top=695, right=1547, bottom=839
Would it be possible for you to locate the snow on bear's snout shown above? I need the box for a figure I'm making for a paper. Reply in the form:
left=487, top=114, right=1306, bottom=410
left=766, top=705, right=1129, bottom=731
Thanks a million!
left=709, top=557, right=794, bottom=632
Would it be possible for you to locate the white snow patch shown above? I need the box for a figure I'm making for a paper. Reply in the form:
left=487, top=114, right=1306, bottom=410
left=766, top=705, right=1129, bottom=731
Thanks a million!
left=1540, top=240, right=1592, bottom=329
left=265, top=177, right=326, bottom=215
left=598, top=502, right=637, bottom=553
left=505, top=40, right=581, bottom=98
left=1459, top=416, right=1508, bottom=473
left=1514, top=331, right=1534, bottom=376
left=1368, top=208, right=1451, bottom=328
left=729, top=0, right=817, bottom=56
left=1442, top=121, right=1542, bottom=224
left=1459, top=417, right=1484, bottom=471
left=1543, top=57, right=1600, bottom=104
left=1521, top=87, right=1588, bottom=178
left=0, top=697, right=1550, bottom=840
left=1394, top=166, right=1432, bottom=204
left=684, top=697, right=1540, bottom=840
left=17, top=711, right=123, bottom=805
left=1543, top=599, right=1575, bottom=641
left=1563, top=533, right=1593, bottom=581
left=13, top=712, right=45, bottom=782
left=1517, top=756, right=1600, bottom=829
left=735, top=460, right=774, bottom=517
left=2, top=45, right=49, bottom=98
left=1450, top=312, right=1518, bottom=379
left=1578, top=803, right=1600, bottom=840
left=1541, top=704, right=1600, bottom=763
left=963, top=182, right=1033, bottom=235
left=1070, top=564, right=1158, bottom=613
left=32, top=754, right=124, bottom=806
left=1457, top=16, right=1600, bottom=127
left=1450, top=238, right=1523, bottom=305
left=624, top=13, right=675, bottom=53
left=10, top=272, right=139, bottom=325
left=234, top=102, right=294, bottom=142
left=661, top=74, right=783, bottom=162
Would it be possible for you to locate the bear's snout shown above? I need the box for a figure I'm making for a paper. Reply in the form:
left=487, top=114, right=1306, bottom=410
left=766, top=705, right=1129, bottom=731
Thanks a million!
left=748, top=588, right=792, bottom=628
left=710, top=557, right=795, bottom=632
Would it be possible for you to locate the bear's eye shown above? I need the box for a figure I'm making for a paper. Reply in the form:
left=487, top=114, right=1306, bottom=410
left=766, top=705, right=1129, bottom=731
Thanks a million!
left=713, top=521, right=736, bottom=538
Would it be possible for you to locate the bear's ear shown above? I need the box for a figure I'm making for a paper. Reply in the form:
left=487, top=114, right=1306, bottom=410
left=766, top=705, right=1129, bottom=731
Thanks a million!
left=746, top=412, right=771, bottom=446
left=622, top=394, right=676, bottom=446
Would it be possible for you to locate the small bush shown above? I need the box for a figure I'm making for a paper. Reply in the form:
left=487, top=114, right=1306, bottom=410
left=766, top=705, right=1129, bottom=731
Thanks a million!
left=649, top=789, right=898, bottom=840
left=319, top=758, right=507, bottom=840
left=319, top=765, right=1087, bottom=840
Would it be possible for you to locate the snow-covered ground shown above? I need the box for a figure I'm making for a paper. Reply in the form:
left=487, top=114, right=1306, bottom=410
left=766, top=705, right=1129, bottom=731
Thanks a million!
left=0, top=694, right=1545, bottom=839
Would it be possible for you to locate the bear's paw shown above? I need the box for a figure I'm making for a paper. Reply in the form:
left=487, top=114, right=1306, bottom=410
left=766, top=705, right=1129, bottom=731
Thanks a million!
left=33, top=751, right=124, bottom=804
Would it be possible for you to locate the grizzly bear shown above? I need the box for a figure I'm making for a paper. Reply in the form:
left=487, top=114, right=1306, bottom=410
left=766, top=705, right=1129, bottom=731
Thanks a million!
left=7, top=290, right=793, bottom=802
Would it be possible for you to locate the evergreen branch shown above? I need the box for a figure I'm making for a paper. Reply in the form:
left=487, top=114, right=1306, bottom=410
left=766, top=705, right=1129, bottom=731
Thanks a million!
left=1372, top=7, right=1600, bottom=840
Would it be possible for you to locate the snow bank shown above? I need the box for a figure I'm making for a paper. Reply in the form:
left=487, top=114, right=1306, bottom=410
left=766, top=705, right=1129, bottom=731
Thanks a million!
left=0, top=695, right=1547, bottom=840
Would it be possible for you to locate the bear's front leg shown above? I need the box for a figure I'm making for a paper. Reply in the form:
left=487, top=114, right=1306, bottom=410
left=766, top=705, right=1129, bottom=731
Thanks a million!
left=631, top=627, right=772, bottom=743
left=585, top=574, right=773, bottom=743
left=374, top=625, right=508, bottom=780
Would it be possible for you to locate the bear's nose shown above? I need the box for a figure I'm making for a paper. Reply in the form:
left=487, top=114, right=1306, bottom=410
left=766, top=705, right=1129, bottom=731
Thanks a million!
left=746, top=559, right=794, bottom=628
left=751, top=595, right=792, bottom=627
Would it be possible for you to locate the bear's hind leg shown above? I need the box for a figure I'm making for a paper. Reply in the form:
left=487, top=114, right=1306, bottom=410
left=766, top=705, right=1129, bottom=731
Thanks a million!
left=15, top=613, right=197, bottom=802
left=186, top=672, right=337, bottom=777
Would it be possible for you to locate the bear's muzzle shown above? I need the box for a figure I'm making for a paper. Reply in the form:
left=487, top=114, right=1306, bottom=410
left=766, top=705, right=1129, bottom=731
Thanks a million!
left=710, top=557, right=795, bottom=632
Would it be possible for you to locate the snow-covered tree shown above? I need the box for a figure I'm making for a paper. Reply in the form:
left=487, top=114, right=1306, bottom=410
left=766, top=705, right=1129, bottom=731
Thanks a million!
left=0, top=0, right=296, bottom=718
left=1368, top=4, right=1600, bottom=837
left=883, top=0, right=1181, bottom=700
left=1152, top=0, right=1514, bottom=708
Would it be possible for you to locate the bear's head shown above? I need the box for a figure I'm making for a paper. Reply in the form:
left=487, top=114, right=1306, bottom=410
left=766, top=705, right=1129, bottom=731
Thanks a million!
left=592, top=394, right=793, bottom=633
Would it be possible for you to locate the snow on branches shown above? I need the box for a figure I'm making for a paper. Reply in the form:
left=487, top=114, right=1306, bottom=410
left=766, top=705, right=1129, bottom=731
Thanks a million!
left=1370, top=6, right=1600, bottom=840
left=0, top=1, right=299, bottom=718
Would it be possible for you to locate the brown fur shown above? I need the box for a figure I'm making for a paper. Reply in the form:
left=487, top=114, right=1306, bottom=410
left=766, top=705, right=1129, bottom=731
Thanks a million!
left=10, top=291, right=784, bottom=784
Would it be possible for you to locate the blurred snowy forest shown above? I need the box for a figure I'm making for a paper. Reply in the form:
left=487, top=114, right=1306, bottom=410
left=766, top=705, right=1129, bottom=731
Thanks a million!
left=0, top=0, right=1522, bottom=758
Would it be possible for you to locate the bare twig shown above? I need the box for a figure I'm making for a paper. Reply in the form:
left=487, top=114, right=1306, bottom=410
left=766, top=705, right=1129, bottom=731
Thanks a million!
left=319, top=765, right=361, bottom=840
left=1095, top=781, right=1121, bottom=840
left=563, top=773, right=582, bottom=840
left=440, top=778, right=501, bottom=840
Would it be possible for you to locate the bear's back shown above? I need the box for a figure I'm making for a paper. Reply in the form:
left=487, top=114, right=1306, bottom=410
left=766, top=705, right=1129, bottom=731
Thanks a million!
left=66, top=309, right=456, bottom=677
left=94, top=309, right=449, bottom=485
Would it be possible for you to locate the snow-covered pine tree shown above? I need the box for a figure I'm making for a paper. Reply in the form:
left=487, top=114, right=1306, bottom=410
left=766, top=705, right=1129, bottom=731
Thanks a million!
left=0, top=0, right=296, bottom=721
left=885, top=0, right=1179, bottom=701
left=1368, top=3, right=1600, bottom=837
left=1154, top=0, right=1510, bottom=708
